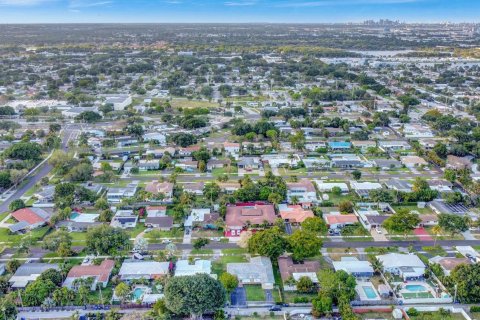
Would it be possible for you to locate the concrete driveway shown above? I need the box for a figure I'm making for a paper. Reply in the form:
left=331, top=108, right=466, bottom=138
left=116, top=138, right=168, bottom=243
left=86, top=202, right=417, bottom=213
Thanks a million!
left=231, top=287, right=247, bottom=306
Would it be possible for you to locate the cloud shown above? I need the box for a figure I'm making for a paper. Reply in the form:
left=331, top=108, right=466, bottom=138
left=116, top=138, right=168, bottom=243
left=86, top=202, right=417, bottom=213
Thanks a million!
left=0, top=0, right=55, bottom=5
left=69, top=0, right=113, bottom=8
left=224, top=1, right=257, bottom=6
left=276, top=0, right=423, bottom=7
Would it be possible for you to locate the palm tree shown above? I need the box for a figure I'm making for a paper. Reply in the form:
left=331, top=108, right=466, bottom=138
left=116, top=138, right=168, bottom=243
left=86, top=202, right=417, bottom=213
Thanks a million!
left=370, top=257, right=384, bottom=275
left=291, top=196, right=300, bottom=205
left=432, top=225, right=442, bottom=246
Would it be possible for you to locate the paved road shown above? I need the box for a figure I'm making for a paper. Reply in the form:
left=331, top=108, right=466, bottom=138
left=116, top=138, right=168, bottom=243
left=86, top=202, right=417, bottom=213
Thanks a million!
left=0, top=124, right=77, bottom=213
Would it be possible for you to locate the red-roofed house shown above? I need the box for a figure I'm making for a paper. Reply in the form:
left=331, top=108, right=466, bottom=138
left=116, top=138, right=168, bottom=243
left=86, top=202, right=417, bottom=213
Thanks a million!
left=323, top=214, right=358, bottom=230
left=11, top=208, right=50, bottom=229
left=63, top=260, right=115, bottom=290
left=225, top=204, right=276, bottom=237
left=279, top=205, right=314, bottom=224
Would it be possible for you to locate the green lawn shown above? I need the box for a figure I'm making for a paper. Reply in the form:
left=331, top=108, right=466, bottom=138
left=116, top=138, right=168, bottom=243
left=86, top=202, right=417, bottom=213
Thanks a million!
left=212, top=167, right=238, bottom=177
left=409, top=311, right=466, bottom=320
left=402, top=292, right=434, bottom=299
left=283, top=291, right=317, bottom=303
left=222, top=248, right=247, bottom=255
left=212, top=255, right=248, bottom=275
left=244, top=285, right=265, bottom=301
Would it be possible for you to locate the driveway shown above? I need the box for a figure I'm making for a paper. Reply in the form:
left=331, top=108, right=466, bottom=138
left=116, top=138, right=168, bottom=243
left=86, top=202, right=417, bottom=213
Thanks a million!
left=230, top=287, right=247, bottom=306
left=370, top=228, right=388, bottom=241
left=414, top=227, right=433, bottom=241
left=264, top=289, right=273, bottom=303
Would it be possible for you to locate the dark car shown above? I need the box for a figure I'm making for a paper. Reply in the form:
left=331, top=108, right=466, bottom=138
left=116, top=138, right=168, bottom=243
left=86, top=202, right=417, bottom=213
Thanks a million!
left=269, top=306, right=282, bottom=312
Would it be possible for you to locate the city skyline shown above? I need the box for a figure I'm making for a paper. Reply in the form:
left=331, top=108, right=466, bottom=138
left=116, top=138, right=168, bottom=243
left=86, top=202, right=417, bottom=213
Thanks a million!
left=0, top=0, right=479, bottom=24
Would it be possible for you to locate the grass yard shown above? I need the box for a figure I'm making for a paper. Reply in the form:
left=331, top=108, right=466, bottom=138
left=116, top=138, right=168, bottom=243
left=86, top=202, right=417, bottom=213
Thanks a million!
left=212, top=255, right=248, bottom=275
left=222, top=248, right=247, bottom=255
left=409, top=311, right=467, bottom=320
left=244, top=285, right=265, bottom=301
left=392, top=204, right=434, bottom=215
left=359, top=312, right=394, bottom=320
left=212, top=167, right=238, bottom=177
left=282, top=291, right=316, bottom=303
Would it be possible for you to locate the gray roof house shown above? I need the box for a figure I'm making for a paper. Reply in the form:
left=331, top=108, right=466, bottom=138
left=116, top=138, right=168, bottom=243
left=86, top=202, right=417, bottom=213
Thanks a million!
left=227, top=256, right=275, bottom=289
left=10, top=263, right=59, bottom=289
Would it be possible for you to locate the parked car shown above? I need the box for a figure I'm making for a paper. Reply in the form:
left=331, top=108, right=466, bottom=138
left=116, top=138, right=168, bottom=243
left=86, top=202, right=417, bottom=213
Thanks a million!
left=269, top=306, right=282, bottom=312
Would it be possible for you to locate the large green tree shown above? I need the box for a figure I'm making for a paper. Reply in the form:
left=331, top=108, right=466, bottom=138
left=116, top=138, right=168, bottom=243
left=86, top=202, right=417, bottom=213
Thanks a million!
left=288, top=230, right=322, bottom=261
left=445, top=263, right=480, bottom=303
left=247, top=227, right=287, bottom=260
left=86, top=225, right=130, bottom=255
left=164, top=274, right=226, bottom=318
left=438, top=214, right=470, bottom=236
left=383, top=210, right=421, bottom=237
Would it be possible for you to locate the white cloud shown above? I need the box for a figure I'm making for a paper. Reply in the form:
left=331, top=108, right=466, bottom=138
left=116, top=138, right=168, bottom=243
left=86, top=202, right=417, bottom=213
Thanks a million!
left=69, top=0, right=113, bottom=8
left=224, top=1, right=257, bottom=6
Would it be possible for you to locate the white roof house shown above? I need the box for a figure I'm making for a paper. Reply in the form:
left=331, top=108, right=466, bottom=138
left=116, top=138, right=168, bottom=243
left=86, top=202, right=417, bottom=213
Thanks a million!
left=227, top=256, right=275, bottom=289
left=377, top=253, right=426, bottom=280
left=10, top=263, right=59, bottom=289
left=332, top=257, right=374, bottom=277
left=314, top=181, right=349, bottom=193
left=119, top=260, right=170, bottom=280
left=350, top=182, right=383, bottom=191
left=175, top=260, right=213, bottom=277
left=184, top=208, right=211, bottom=228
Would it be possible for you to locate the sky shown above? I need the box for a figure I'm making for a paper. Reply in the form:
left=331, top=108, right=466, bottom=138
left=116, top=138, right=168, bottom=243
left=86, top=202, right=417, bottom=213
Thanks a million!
left=0, top=0, right=478, bottom=24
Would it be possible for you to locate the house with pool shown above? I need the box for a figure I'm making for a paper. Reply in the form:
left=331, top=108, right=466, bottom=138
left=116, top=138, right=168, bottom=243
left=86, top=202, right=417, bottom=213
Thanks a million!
left=377, top=253, right=426, bottom=281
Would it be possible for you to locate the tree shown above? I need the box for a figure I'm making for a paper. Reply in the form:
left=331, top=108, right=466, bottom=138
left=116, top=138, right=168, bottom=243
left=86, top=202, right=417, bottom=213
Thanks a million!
left=203, top=182, right=221, bottom=202
left=38, top=268, right=63, bottom=286
left=6, top=260, right=20, bottom=274
left=95, top=197, right=109, bottom=210
left=0, top=171, right=12, bottom=189
left=164, top=274, right=226, bottom=318
left=312, top=292, right=333, bottom=317
left=23, top=279, right=56, bottom=306
left=351, top=170, right=361, bottom=180
left=248, top=227, right=287, bottom=260
left=383, top=210, right=421, bottom=238
left=66, top=162, right=93, bottom=182
left=444, top=169, right=457, bottom=183
left=9, top=169, right=27, bottom=187
left=445, top=263, right=480, bottom=303
left=288, top=230, right=322, bottom=261
left=192, top=238, right=210, bottom=250
left=49, top=123, right=61, bottom=133
left=53, top=287, right=75, bottom=306
left=219, top=272, right=239, bottom=294
left=338, top=201, right=354, bottom=214
left=438, top=214, right=470, bottom=236
left=4, top=142, right=42, bottom=160
left=8, top=199, right=25, bottom=212
left=301, top=217, right=327, bottom=235
left=42, top=229, right=72, bottom=256
left=115, top=282, right=131, bottom=303
left=75, top=111, right=102, bottom=123
left=86, top=225, right=129, bottom=255
left=296, top=276, right=315, bottom=293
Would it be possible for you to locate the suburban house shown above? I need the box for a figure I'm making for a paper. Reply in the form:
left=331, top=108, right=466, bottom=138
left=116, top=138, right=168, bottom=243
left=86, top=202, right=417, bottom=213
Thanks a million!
left=278, top=256, right=320, bottom=291
left=377, top=253, right=426, bottom=280
left=138, top=160, right=160, bottom=171
left=145, top=208, right=173, bottom=230
left=110, top=210, right=138, bottom=229
left=107, top=182, right=138, bottom=203
left=385, top=179, right=413, bottom=193
left=183, top=182, right=205, bottom=196
left=143, top=132, right=166, bottom=145
left=119, top=260, right=171, bottom=281
left=225, top=203, right=276, bottom=237
left=446, top=155, right=472, bottom=170
left=10, top=207, right=51, bottom=232
left=218, top=182, right=241, bottom=194
left=104, top=94, right=132, bottom=111
left=63, top=260, right=115, bottom=290
left=227, top=256, right=275, bottom=289
left=400, top=156, right=428, bottom=168
left=372, top=159, right=402, bottom=170
left=206, top=159, right=231, bottom=172
left=279, top=204, right=314, bottom=224
left=315, top=181, right=349, bottom=193
left=428, top=256, right=471, bottom=276
left=286, top=179, right=318, bottom=204
left=175, top=159, right=198, bottom=172
left=352, top=140, right=376, bottom=152
left=328, top=141, right=351, bottom=151
left=174, top=260, right=213, bottom=277
left=323, top=214, right=358, bottom=230
left=10, top=263, right=59, bottom=289
left=223, top=142, right=240, bottom=155
left=237, top=157, right=262, bottom=171
left=378, top=140, right=411, bottom=152
left=333, top=257, right=374, bottom=278
left=184, top=208, right=219, bottom=229
left=350, top=181, right=383, bottom=198
left=144, top=181, right=174, bottom=202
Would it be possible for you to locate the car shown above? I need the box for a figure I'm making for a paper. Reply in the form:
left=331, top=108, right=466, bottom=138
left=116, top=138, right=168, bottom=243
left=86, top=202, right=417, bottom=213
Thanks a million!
left=162, top=239, right=172, bottom=244
left=375, top=227, right=382, bottom=234
left=269, top=306, right=282, bottom=312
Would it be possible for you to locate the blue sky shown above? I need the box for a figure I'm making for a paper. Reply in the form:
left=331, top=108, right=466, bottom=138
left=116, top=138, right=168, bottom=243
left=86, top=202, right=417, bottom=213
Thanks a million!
left=0, top=0, right=478, bottom=23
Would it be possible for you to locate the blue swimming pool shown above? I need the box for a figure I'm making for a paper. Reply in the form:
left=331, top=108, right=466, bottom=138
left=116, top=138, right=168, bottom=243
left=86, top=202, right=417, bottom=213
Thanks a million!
left=132, top=287, right=146, bottom=300
left=405, top=284, right=427, bottom=292
left=362, top=286, right=378, bottom=299
left=70, top=212, right=80, bottom=220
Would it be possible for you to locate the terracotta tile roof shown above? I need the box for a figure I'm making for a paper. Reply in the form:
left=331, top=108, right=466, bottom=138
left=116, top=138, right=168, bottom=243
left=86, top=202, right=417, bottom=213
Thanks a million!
left=278, top=256, right=320, bottom=282
left=11, top=208, right=49, bottom=225
left=279, top=205, right=314, bottom=223
left=226, top=204, right=276, bottom=227
left=66, top=260, right=115, bottom=282
left=324, top=214, right=358, bottom=225
left=287, top=179, right=316, bottom=193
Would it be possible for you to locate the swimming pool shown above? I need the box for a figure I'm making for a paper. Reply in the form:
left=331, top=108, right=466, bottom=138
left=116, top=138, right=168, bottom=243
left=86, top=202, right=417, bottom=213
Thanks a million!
left=362, top=286, right=378, bottom=299
left=132, top=287, right=146, bottom=300
left=70, top=212, right=80, bottom=220
left=405, top=284, right=428, bottom=292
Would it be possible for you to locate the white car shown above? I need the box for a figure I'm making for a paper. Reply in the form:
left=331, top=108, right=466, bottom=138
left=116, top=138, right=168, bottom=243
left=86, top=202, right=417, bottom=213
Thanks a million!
left=375, top=227, right=382, bottom=234
left=162, top=239, right=172, bottom=244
